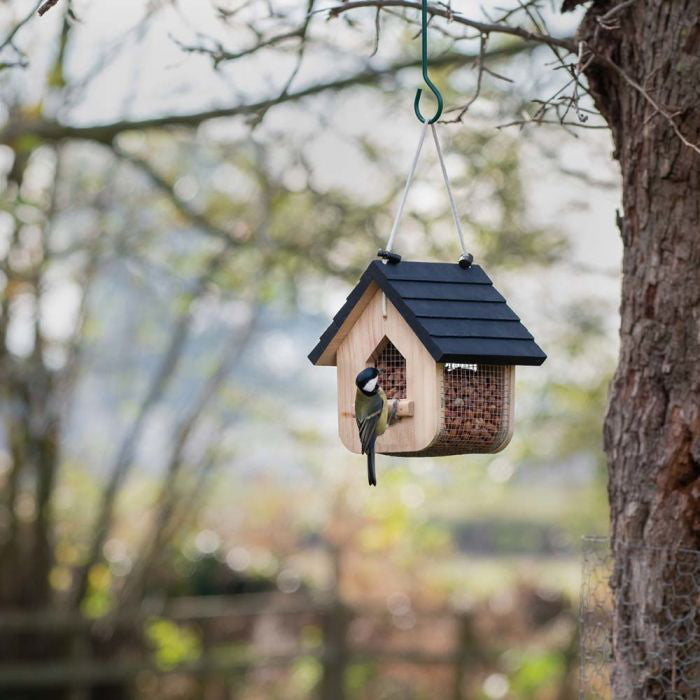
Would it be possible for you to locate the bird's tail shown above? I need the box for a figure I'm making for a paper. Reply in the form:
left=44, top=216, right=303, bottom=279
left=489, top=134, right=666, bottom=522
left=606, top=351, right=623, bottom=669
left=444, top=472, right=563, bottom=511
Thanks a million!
left=367, top=444, right=377, bottom=487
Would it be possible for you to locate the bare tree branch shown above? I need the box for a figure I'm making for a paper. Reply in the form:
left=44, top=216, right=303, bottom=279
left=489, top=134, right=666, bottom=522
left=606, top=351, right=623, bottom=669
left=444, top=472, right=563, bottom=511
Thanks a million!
left=0, top=45, right=539, bottom=146
left=70, top=241, right=237, bottom=607
left=0, top=0, right=43, bottom=69
left=71, top=136, right=282, bottom=607
left=112, top=145, right=239, bottom=246
left=323, top=0, right=576, bottom=52
left=119, top=305, right=260, bottom=605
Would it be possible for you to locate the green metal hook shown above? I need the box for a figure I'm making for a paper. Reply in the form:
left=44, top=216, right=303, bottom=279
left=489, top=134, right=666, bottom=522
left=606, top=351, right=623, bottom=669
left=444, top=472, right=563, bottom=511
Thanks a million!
left=414, top=0, right=443, bottom=123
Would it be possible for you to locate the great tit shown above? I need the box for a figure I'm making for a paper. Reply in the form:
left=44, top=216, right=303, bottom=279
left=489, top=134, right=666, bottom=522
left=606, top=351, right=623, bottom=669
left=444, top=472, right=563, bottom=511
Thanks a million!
left=355, top=367, right=390, bottom=487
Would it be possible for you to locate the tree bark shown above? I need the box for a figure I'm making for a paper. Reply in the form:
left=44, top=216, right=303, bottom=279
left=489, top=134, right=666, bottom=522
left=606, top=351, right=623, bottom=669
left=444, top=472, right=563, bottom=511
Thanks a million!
left=579, top=1, right=700, bottom=696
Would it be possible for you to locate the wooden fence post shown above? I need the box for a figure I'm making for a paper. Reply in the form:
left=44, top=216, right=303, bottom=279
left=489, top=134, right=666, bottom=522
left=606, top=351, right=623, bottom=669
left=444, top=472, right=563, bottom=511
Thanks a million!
left=68, top=621, right=91, bottom=700
left=319, top=599, right=349, bottom=700
left=452, top=611, right=478, bottom=700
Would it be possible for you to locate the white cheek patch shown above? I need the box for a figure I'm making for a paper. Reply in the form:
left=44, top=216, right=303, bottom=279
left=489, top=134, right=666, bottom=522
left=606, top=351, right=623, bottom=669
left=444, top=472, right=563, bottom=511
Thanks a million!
left=364, top=376, right=378, bottom=392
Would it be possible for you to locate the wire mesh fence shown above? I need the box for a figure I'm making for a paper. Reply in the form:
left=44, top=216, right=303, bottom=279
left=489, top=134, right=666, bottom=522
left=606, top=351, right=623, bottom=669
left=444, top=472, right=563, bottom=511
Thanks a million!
left=580, top=536, right=700, bottom=699
left=580, top=536, right=614, bottom=699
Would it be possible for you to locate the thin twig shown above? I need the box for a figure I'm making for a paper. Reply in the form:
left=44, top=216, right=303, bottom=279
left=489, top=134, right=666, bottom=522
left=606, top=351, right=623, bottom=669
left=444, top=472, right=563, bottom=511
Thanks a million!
left=488, top=0, right=542, bottom=25
left=584, top=41, right=700, bottom=156
left=174, top=28, right=304, bottom=66
left=322, top=0, right=576, bottom=51
left=370, top=6, right=382, bottom=57
left=525, top=3, right=591, bottom=125
left=1, top=2, right=40, bottom=49
left=278, top=0, right=316, bottom=97
left=497, top=117, right=607, bottom=130
left=0, top=0, right=43, bottom=59
left=442, top=31, right=488, bottom=122
left=37, top=0, right=61, bottom=17
left=597, top=0, right=637, bottom=30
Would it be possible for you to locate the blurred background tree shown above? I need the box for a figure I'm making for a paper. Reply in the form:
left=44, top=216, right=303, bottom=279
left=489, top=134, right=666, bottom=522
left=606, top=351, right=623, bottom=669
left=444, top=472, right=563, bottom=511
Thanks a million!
left=0, top=1, right=619, bottom=698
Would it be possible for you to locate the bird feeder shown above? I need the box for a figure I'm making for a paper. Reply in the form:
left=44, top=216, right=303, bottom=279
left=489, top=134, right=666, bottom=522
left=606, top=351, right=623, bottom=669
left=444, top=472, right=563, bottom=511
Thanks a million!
left=308, top=260, right=546, bottom=457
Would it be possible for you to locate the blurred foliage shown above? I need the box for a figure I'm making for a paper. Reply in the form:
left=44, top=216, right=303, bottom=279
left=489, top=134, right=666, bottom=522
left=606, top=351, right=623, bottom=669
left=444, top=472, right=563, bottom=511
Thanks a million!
left=146, top=618, right=202, bottom=670
left=509, top=649, right=567, bottom=697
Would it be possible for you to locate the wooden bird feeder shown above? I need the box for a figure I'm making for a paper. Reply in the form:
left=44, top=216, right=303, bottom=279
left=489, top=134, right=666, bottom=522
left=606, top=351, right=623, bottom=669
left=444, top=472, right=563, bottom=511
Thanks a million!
left=308, top=260, right=546, bottom=457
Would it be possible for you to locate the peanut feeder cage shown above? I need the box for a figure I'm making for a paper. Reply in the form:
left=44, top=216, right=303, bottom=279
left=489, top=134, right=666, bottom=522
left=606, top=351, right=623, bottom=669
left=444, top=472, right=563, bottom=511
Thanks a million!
left=308, top=260, right=546, bottom=457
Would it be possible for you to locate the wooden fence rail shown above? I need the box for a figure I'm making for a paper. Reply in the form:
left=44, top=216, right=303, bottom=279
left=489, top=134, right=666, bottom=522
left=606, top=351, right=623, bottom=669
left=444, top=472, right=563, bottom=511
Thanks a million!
left=0, top=593, right=479, bottom=699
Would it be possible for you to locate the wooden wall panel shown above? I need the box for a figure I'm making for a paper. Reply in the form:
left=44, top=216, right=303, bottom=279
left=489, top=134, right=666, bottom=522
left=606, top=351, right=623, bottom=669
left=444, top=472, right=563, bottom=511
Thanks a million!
left=337, top=289, right=440, bottom=454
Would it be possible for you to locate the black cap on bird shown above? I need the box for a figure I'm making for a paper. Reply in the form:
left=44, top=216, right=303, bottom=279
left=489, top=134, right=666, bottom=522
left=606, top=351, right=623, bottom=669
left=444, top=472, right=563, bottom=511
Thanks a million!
left=356, top=367, right=379, bottom=394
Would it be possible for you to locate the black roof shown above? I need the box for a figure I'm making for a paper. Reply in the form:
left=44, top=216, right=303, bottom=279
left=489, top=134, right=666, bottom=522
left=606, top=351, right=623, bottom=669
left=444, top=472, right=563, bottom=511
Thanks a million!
left=308, top=260, right=546, bottom=366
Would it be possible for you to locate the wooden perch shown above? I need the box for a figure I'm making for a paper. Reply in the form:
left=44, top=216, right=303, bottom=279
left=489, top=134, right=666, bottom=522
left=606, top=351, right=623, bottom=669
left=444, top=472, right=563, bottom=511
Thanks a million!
left=343, top=399, right=414, bottom=419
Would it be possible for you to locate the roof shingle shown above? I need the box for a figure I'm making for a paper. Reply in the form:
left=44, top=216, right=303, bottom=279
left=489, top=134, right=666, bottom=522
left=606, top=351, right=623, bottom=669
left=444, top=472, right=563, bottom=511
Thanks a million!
left=308, top=260, right=546, bottom=366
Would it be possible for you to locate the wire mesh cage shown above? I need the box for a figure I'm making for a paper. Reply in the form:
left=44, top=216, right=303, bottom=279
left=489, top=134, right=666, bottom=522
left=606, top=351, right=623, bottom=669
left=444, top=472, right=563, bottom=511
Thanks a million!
left=373, top=339, right=407, bottom=400
left=420, top=363, right=515, bottom=457
left=580, top=536, right=700, bottom=699
left=366, top=338, right=514, bottom=457
left=379, top=361, right=515, bottom=458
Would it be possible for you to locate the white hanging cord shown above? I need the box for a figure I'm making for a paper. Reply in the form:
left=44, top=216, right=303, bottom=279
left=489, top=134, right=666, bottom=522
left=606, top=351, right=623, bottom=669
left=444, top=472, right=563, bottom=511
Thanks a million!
left=382, top=123, right=428, bottom=317
left=380, top=122, right=472, bottom=270
left=430, top=123, right=468, bottom=259
left=385, top=122, right=429, bottom=253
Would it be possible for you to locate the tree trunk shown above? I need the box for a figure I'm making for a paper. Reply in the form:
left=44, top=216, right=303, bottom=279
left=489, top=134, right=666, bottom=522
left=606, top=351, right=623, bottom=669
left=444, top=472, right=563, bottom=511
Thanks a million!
left=579, top=1, right=700, bottom=696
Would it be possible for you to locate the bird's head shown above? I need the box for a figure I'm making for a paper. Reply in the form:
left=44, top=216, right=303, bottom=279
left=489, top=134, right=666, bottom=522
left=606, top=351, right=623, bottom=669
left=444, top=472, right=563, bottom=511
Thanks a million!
left=356, top=367, right=380, bottom=395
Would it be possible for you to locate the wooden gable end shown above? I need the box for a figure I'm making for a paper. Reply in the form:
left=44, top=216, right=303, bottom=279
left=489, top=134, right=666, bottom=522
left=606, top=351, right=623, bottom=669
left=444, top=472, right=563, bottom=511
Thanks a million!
left=336, top=288, right=441, bottom=455
left=314, top=282, right=379, bottom=366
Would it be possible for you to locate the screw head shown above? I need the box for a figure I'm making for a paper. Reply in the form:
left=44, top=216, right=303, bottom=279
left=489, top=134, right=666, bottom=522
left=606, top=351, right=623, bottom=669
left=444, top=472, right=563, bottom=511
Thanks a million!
left=458, top=253, right=474, bottom=269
